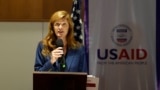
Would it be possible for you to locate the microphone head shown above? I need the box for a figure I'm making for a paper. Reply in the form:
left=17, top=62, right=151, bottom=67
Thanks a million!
left=56, top=38, right=64, bottom=47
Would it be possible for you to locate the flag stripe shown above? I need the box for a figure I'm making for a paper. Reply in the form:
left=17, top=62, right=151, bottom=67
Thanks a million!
left=84, top=0, right=89, bottom=73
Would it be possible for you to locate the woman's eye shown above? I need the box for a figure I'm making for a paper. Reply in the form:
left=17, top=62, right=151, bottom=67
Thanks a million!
left=54, top=23, right=60, bottom=26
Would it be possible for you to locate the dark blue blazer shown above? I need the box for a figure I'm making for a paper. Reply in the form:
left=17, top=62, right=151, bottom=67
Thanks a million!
left=34, top=42, right=88, bottom=73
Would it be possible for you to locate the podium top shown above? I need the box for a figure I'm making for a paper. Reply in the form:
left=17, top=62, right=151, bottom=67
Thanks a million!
left=33, top=71, right=87, bottom=75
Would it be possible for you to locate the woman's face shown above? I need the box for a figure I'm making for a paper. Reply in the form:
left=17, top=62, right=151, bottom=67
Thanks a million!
left=53, top=18, right=69, bottom=40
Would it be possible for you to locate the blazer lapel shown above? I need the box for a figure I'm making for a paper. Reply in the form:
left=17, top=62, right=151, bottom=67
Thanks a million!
left=66, top=49, right=76, bottom=71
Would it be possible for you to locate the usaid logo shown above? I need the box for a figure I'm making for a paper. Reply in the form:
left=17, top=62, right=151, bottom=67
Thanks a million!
left=111, top=24, right=132, bottom=46
left=97, top=24, right=147, bottom=65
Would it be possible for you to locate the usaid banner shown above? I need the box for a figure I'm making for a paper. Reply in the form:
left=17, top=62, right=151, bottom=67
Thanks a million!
left=88, top=0, right=156, bottom=90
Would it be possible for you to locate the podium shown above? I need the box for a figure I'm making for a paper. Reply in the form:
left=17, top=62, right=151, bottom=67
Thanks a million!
left=33, top=72, right=87, bottom=90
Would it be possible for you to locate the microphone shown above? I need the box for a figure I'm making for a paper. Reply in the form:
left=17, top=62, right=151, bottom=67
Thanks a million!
left=56, top=38, right=66, bottom=71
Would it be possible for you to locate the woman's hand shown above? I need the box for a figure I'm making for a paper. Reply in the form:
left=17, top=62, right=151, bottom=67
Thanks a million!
left=50, top=47, right=63, bottom=64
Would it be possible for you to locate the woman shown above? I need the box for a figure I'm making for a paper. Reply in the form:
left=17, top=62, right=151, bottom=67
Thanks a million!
left=34, top=10, right=88, bottom=73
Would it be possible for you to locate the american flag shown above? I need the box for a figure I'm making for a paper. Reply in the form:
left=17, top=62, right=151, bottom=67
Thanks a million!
left=71, top=0, right=83, bottom=43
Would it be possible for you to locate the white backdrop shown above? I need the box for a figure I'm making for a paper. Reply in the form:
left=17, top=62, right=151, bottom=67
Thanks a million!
left=88, top=0, right=156, bottom=90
